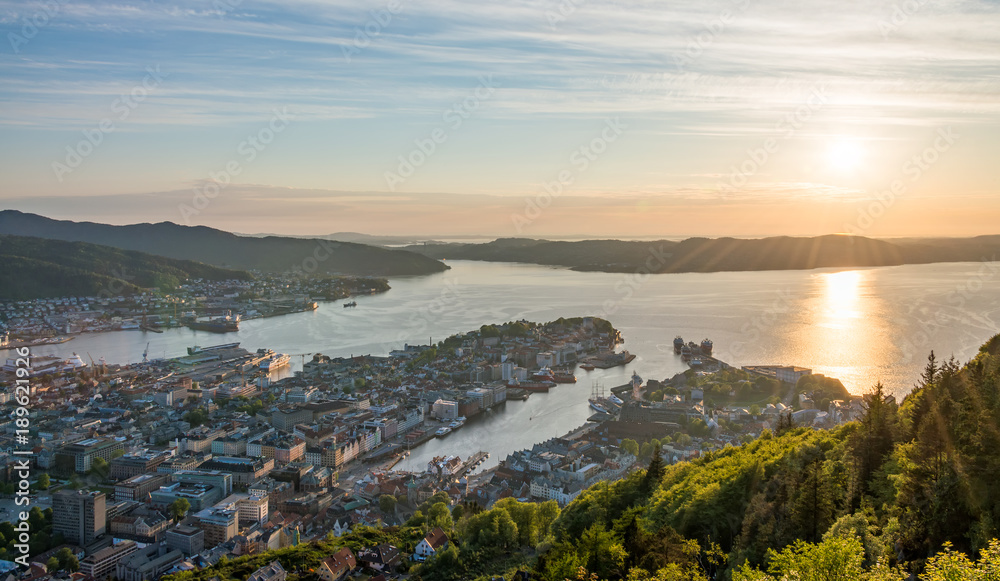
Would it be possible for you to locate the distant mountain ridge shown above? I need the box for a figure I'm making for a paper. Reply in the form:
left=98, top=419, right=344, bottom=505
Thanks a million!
left=406, top=234, right=1000, bottom=273
left=0, top=234, right=251, bottom=300
left=0, top=211, right=449, bottom=276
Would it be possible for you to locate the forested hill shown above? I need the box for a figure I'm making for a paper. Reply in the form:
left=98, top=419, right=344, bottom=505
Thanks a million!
left=0, top=235, right=250, bottom=300
left=164, top=336, right=1000, bottom=581
left=539, top=335, right=1000, bottom=580
left=0, top=210, right=449, bottom=276
left=406, top=235, right=1000, bottom=274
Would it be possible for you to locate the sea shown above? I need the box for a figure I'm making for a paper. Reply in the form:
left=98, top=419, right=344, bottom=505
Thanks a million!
left=22, top=260, right=1000, bottom=471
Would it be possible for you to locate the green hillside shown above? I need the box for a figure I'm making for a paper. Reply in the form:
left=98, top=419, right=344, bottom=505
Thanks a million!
left=161, top=337, right=1000, bottom=581
left=0, top=235, right=251, bottom=300
left=0, top=210, right=449, bottom=276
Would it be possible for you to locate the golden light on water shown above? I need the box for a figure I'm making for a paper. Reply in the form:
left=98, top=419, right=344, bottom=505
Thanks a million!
left=788, top=269, right=892, bottom=395
left=820, top=270, right=863, bottom=329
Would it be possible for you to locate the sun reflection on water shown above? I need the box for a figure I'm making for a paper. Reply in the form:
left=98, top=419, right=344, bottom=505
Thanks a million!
left=788, top=269, right=892, bottom=395
left=821, top=270, right=863, bottom=329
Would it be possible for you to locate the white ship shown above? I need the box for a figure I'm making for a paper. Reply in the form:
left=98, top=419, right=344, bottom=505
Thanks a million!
left=435, top=427, right=452, bottom=437
left=260, top=353, right=291, bottom=371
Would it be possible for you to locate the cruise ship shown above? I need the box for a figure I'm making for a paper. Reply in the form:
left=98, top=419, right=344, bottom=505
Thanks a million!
left=261, top=353, right=291, bottom=371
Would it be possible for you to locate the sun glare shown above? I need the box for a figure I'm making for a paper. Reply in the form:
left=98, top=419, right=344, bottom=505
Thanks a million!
left=827, top=139, right=865, bottom=172
left=822, top=270, right=862, bottom=328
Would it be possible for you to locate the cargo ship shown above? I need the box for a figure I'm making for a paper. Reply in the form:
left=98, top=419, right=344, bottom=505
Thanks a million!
left=508, top=377, right=555, bottom=392
left=186, top=314, right=239, bottom=333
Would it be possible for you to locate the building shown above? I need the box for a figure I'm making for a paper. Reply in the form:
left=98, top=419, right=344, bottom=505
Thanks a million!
left=116, top=544, right=184, bottom=581
left=198, top=456, right=274, bottom=486
left=53, top=490, right=106, bottom=546
left=214, top=493, right=271, bottom=526
left=110, top=449, right=172, bottom=480
left=79, top=540, right=137, bottom=581
left=114, top=473, right=169, bottom=502
left=272, top=408, right=313, bottom=431
left=431, top=399, right=459, bottom=421
left=211, top=436, right=247, bottom=456
left=172, top=469, right=233, bottom=496
left=247, top=560, right=287, bottom=581
left=153, top=385, right=189, bottom=407
left=108, top=513, right=170, bottom=542
left=777, top=366, right=813, bottom=384
left=414, top=527, right=449, bottom=561
left=150, top=483, right=222, bottom=512
left=194, top=507, right=238, bottom=547
left=356, top=543, right=401, bottom=571
left=317, top=548, right=356, bottom=581
left=57, top=438, right=125, bottom=473
left=165, top=525, right=205, bottom=557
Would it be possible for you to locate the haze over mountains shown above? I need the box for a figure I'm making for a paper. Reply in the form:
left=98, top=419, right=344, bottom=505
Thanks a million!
left=4, top=210, right=1000, bottom=285
left=0, top=211, right=449, bottom=277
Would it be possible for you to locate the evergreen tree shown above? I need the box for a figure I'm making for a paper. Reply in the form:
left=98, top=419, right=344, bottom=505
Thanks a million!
left=641, top=447, right=665, bottom=496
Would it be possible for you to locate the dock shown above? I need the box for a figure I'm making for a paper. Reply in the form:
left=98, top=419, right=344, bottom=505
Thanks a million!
left=455, top=451, right=489, bottom=477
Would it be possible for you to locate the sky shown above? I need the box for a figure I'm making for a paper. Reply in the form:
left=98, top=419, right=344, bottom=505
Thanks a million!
left=1, top=0, right=998, bottom=238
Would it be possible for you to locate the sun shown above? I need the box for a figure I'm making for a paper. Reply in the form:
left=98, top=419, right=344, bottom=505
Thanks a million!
left=826, top=139, right=865, bottom=172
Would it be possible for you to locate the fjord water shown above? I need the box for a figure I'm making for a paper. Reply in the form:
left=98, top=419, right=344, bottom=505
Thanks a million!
left=33, top=260, right=1000, bottom=470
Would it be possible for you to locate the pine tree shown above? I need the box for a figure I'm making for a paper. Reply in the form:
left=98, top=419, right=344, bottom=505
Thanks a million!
left=641, top=446, right=665, bottom=496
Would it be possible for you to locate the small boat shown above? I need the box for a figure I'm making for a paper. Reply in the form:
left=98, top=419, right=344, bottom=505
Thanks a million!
left=435, top=427, right=452, bottom=437
left=552, top=373, right=577, bottom=383
left=580, top=363, right=596, bottom=371
left=343, top=301, right=358, bottom=308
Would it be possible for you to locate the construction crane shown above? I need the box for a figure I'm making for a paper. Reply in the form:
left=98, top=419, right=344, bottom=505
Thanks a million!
left=290, top=353, right=314, bottom=367
left=142, top=342, right=150, bottom=364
